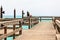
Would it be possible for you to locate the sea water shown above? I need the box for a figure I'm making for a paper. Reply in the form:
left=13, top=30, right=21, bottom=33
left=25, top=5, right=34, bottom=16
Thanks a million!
left=2, top=16, right=52, bottom=40
left=2, top=37, right=13, bottom=40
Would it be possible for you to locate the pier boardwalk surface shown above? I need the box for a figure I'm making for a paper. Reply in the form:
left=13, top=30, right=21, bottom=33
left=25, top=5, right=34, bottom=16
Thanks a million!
left=14, top=22, right=56, bottom=40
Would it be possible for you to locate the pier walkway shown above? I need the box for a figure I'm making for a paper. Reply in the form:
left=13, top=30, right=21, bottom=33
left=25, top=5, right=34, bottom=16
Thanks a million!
left=15, top=22, right=56, bottom=40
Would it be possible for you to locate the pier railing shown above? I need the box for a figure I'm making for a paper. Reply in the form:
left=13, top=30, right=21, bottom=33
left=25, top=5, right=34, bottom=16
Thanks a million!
left=22, top=16, right=58, bottom=29
left=53, top=17, right=60, bottom=33
left=0, top=18, right=23, bottom=40
left=24, top=16, right=55, bottom=22
left=23, top=17, right=39, bottom=29
left=31, top=16, right=55, bottom=21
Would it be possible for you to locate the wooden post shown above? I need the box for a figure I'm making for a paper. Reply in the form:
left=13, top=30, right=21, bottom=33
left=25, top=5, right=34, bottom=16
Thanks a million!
left=19, top=21, right=22, bottom=35
left=52, top=17, right=53, bottom=21
left=13, top=24, right=15, bottom=39
left=38, top=17, right=39, bottom=23
left=30, top=19, right=33, bottom=28
left=0, top=6, right=5, bottom=18
left=13, top=9, right=16, bottom=39
left=27, top=11, right=30, bottom=17
left=14, top=9, right=16, bottom=19
left=40, top=17, right=41, bottom=22
left=22, top=10, right=24, bottom=18
left=4, top=26, right=7, bottom=40
left=29, top=17, right=30, bottom=29
left=0, top=6, right=3, bottom=18
left=56, top=24, right=59, bottom=33
left=52, top=17, right=55, bottom=21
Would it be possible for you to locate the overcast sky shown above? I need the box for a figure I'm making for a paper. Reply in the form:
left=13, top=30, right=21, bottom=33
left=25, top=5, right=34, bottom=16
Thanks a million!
left=0, top=0, right=60, bottom=16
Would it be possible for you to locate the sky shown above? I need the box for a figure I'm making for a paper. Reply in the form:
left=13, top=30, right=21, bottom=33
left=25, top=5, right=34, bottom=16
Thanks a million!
left=0, top=0, right=60, bottom=16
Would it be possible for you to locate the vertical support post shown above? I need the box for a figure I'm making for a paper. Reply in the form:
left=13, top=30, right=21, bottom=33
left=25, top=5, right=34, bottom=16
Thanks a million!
left=14, top=9, right=16, bottom=19
left=0, top=6, right=5, bottom=18
left=4, top=26, right=7, bottom=40
left=51, top=17, right=54, bottom=22
left=13, top=9, right=16, bottom=39
left=36, top=17, right=39, bottom=24
left=37, top=17, right=40, bottom=23
left=53, top=17, right=57, bottom=30
left=27, top=11, right=30, bottom=17
left=56, top=24, right=59, bottom=33
left=52, top=17, right=53, bottom=21
left=0, top=6, right=3, bottom=18
left=52, top=17, right=55, bottom=21
left=38, top=17, right=39, bottom=23
left=40, top=17, right=41, bottom=22
left=29, top=17, right=30, bottom=29
left=13, top=24, right=15, bottom=39
left=31, top=18, right=32, bottom=28
left=22, top=10, right=24, bottom=18
left=19, top=21, right=22, bottom=35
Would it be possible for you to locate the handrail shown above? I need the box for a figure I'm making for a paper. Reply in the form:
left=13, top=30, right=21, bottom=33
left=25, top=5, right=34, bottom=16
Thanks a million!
left=55, top=20, right=60, bottom=27
left=0, top=28, right=22, bottom=40
left=23, top=17, right=39, bottom=29
left=0, top=19, right=23, bottom=40
left=0, top=19, right=23, bottom=25
left=54, top=19, right=60, bottom=33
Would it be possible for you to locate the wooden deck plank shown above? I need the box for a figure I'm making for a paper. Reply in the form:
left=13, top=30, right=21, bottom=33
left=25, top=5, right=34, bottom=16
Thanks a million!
left=14, top=22, right=56, bottom=40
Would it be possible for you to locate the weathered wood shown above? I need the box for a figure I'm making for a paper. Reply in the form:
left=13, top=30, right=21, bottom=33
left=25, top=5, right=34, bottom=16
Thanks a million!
left=0, top=6, right=3, bottom=18
left=13, top=24, right=15, bottom=39
left=22, top=10, right=25, bottom=18
left=0, top=19, right=23, bottom=25
left=14, top=9, right=16, bottom=19
left=0, top=28, right=22, bottom=40
left=13, top=9, right=16, bottom=39
left=55, top=20, right=60, bottom=27
left=0, top=6, right=5, bottom=18
left=27, top=11, right=30, bottom=17
left=40, top=17, right=41, bottom=22
left=31, top=19, right=32, bottom=28
left=18, top=20, right=22, bottom=36
left=55, top=20, right=60, bottom=33
left=29, top=18, right=31, bottom=29
left=56, top=34, right=60, bottom=40
left=23, top=17, right=39, bottom=28
left=14, top=22, right=56, bottom=40
left=4, top=26, right=7, bottom=40
left=0, top=19, right=23, bottom=40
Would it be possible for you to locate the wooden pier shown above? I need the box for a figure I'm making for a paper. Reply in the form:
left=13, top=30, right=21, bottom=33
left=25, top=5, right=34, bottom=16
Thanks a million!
left=1, top=6, right=60, bottom=40
left=14, top=22, right=56, bottom=40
